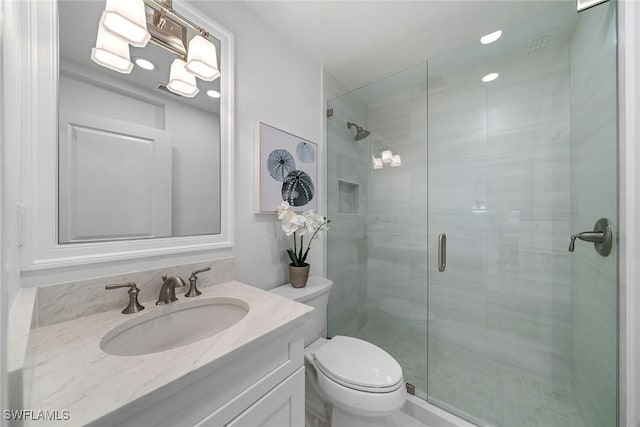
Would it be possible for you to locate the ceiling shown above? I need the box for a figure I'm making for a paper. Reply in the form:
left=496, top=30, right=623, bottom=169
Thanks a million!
left=244, top=1, right=573, bottom=91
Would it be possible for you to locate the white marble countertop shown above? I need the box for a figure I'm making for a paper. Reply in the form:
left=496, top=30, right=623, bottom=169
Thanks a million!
left=22, top=281, right=312, bottom=426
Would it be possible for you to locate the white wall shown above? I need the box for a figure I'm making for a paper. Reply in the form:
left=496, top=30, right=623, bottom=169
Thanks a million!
left=190, top=1, right=323, bottom=290
left=0, top=0, right=7, bottom=421
left=1, top=0, right=25, bottom=311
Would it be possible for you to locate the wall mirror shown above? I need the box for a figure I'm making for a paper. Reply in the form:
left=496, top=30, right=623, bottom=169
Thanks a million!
left=21, top=0, right=233, bottom=270
left=59, top=0, right=223, bottom=242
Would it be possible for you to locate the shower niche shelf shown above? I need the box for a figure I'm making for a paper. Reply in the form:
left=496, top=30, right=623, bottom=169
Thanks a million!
left=337, top=180, right=360, bottom=215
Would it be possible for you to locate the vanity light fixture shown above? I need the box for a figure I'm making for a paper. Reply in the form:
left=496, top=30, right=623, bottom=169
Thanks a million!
left=100, top=0, right=150, bottom=47
left=206, top=89, right=221, bottom=99
left=482, top=72, right=499, bottom=82
left=92, top=0, right=221, bottom=94
left=91, top=25, right=134, bottom=74
left=167, top=58, right=199, bottom=97
left=373, top=157, right=383, bottom=169
left=381, top=150, right=393, bottom=164
left=186, top=34, right=221, bottom=81
left=390, top=154, right=402, bottom=167
left=133, top=57, right=156, bottom=71
left=480, top=30, right=502, bottom=45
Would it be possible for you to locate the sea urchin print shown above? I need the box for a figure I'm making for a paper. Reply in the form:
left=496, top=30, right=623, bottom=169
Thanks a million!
left=296, top=142, right=315, bottom=163
left=282, top=170, right=314, bottom=207
left=267, top=149, right=296, bottom=182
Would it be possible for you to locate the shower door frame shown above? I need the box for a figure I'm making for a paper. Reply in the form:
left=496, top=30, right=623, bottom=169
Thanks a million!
left=617, top=2, right=640, bottom=426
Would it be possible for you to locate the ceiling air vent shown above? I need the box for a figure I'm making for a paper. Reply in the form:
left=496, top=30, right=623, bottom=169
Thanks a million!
left=528, top=34, right=550, bottom=56
left=156, top=82, right=182, bottom=97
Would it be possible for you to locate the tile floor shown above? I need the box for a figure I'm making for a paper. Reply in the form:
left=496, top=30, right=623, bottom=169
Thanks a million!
left=356, top=315, right=585, bottom=427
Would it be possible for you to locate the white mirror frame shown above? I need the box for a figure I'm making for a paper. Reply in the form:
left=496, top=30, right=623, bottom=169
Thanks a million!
left=19, top=0, right=234, bottom=271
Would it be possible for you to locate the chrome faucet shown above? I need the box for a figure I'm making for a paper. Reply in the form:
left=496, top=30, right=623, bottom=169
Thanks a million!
left=156, top=275, right=187, bottom=305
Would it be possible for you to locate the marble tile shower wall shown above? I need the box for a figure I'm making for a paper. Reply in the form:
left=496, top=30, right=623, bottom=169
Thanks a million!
left=365, top=82, right=429, bottom=340
left=326, top=92, right=370, bottom=337
left=569, top=4, right=618, bottom=427
left=427, top=43, right=573, bottom=392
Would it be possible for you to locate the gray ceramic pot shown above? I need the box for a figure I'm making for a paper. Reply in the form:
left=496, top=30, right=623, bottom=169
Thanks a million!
left=289, top=263, right=310, bottom=288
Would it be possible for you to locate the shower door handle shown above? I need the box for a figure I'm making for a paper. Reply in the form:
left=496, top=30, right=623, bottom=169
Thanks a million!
left=438, top=233, right=446, bottom=272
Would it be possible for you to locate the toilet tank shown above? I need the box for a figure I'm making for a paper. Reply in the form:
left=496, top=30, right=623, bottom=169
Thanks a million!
left=269, top=276, right=333, bottom=346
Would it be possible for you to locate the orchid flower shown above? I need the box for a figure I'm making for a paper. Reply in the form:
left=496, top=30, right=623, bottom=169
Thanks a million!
left=276, top=202, right=330, bottom=266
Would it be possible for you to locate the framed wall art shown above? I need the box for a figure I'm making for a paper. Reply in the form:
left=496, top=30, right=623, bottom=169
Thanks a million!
left=255, top=122, right=318, bottom=213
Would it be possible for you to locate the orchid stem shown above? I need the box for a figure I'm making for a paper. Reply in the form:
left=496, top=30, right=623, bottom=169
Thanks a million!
left=293, top=231, right=297, bottom=261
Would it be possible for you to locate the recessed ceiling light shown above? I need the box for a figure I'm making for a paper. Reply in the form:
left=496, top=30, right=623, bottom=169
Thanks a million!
left=482, top=73, right=499, bottom=83
left=206, top=89, right=221, bottom=99
left=481, top=30, right=502, bottom=45
left=133, top=57, right=155, bottom=71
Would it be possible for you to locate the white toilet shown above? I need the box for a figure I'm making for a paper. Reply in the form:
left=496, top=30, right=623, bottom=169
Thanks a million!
left=270, top=276, right=406, bottom=427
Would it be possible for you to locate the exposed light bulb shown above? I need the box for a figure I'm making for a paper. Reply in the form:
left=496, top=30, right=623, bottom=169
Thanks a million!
left=167, top=59, right=199, bottom=97
left=186, top=35, right=221, bottom=81
left=481, top=30, right=502, bottom=45
left=100, top=0, right=150, bottom=47
left=91, top=24, right=133, bottom=74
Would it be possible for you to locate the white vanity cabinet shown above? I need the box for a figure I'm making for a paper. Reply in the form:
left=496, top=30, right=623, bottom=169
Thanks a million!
left=202, top=368, right=304, bottom=427
left=96, top=324, right=305, bottom=427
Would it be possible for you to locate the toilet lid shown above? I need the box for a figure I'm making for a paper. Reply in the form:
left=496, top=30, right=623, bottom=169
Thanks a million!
left=312, top=336, right=403, bottom=392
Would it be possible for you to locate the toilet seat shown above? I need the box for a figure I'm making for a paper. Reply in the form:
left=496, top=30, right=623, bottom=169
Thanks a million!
left=311, top=336, right=403, bottom=393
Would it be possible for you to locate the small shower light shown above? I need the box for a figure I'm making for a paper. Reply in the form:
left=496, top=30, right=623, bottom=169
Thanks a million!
left=206, top=89, right=221, bottom=99
left=381, top=150, right=393, bottom=164
left=390, top=154, right=402, bottom=167
left=373, top=157, right=383, bottom=169
left=482, top=72, right=499, bottom=83
left=481, top=30, right=502, bottom=45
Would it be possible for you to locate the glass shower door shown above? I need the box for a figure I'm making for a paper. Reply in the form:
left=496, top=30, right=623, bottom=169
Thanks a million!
left=426, top=2, right=618, bottom=426
left=326, top=63, right=430, bottom=391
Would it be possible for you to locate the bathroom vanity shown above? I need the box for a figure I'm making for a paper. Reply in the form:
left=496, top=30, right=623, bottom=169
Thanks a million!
left=18, top=280, right=311, bottom=427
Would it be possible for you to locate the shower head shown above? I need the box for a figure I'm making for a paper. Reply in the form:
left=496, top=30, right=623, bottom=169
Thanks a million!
left=347, top=122, right=370, bottom=141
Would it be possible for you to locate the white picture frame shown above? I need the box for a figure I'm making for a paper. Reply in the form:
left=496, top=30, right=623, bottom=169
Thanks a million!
left=255, top=122, right=318, bottom=213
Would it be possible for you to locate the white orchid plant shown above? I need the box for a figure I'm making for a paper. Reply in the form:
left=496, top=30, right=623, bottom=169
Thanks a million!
left=276, top=202, right=330, bottom=267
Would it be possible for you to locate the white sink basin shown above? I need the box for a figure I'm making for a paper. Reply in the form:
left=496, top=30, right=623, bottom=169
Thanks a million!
left=100, top=297, right=249, bottom=356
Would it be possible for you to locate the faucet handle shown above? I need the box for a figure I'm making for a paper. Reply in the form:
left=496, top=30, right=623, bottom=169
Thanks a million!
left=105, top=282, right=145, bottom=314
left=185, top=267, right=211, bottom=298
left=568, top=218, right=613, bottom=257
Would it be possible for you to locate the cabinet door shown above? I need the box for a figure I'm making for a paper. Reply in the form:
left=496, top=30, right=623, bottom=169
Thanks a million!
left=195, top=368, right=304, bottom=427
